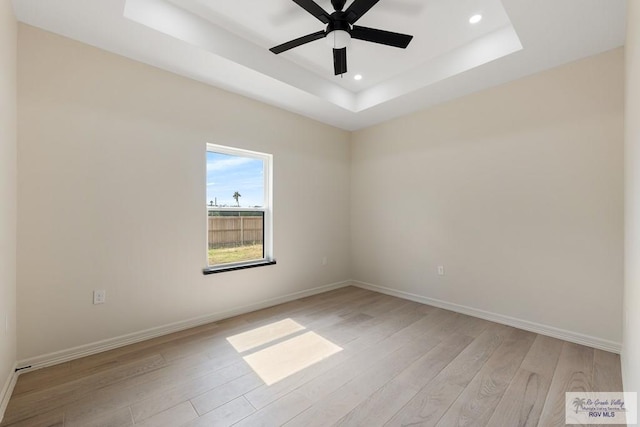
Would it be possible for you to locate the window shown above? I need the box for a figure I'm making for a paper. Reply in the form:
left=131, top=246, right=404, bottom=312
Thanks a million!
left=204, top=144, right=274, bottom=273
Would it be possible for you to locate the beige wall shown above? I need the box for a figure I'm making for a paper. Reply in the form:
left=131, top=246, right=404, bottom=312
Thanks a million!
left=623, top=0, right=640, bottom=397
left=14, top=20, right=626, bottom=364
left=17, top=25, right=351, bottom=361
left=351, top=49, right=624, bottom=345
left=0, top=0, right=17, bottom=415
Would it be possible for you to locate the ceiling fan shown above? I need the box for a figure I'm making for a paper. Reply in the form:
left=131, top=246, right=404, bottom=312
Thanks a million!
left=270, top=0, right=414, bottom=76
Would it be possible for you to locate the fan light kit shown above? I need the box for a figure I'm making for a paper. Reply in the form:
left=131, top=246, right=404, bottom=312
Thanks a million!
left=325, top=29, right=351, bottom=49
left=270, top=0, right=414, bottom=76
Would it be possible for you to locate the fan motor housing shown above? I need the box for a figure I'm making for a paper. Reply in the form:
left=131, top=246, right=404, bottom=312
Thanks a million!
left=326, top=12, right=351, bottom=35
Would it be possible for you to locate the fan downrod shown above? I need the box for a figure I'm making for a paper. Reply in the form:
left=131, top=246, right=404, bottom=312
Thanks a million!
left=331, top=0, right=347, bottom=11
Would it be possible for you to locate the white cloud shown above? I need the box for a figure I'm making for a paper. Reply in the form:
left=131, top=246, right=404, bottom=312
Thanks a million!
left=207, top=156, right=253, bottom=172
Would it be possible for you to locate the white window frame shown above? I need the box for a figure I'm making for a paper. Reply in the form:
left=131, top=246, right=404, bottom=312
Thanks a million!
left=205, top=143, right=274, bottom=271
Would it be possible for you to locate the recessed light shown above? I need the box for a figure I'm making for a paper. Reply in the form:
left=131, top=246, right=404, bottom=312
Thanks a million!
left=469, top=14, right=482, bottom=24
left=354, top=74, right=363, bottom=81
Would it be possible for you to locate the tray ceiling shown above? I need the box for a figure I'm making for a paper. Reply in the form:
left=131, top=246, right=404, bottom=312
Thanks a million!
left=12, top=0, right=626, bottom=130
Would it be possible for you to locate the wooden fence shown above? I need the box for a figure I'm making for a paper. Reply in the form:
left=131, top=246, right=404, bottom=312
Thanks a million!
left=208, top=216, right=263, bottom=249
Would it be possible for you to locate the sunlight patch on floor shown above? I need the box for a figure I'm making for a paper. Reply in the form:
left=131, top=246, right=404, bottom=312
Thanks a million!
left=226, top=318, right=306, bottom=353
left=242, top=331, right=343, bottom=385
left=227, top=318, right=344, bottom=385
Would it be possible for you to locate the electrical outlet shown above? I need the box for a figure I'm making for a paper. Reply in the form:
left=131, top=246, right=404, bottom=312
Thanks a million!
left=438, top=266, right=445, bottom=276
left=93, top=290, right=106, bottom=305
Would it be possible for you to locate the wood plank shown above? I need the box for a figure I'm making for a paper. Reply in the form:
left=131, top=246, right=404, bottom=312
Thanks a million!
left=11, top=363, right=71, bottom=397
left=65, top=406, right=133, bottom=427
left=234, top=286, right=363, bottom=327
left=283, top=331, right=443, bottom=426
left=0, top=409, right=64, bottom=427
left=333, top=332, right=474, bottom=427
left=2, top=354, right=165, bottom=424
left=593, top=349, right=623, bottom=392
left=130, top=360, right=251, bottom=422
left=385, top=323, right=511, bottom=426
left=537, top=342, right=594, bottom=426
left=191, top=372, right=263, bottom=416
left=293, top=308, right=442, bottom=404
left=62, top=352, right=232, bottom=423
left=320, top=299, right=428, bottom=346
left=232, top=391, right=312, bottom=427
left=184, top=397, right=256, bottom=427
left=134, top=401, right=198, bottom=427
left=486, top=334, right=564, bottom=427
left=435, top=328, right=537, bottom=426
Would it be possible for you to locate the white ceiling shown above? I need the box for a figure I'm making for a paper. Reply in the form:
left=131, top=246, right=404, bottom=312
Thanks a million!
left=12, top=0, right=626, bottom=130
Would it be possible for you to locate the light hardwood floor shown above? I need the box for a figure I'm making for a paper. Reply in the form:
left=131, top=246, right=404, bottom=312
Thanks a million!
left=1, top=287, right=623, bottom=427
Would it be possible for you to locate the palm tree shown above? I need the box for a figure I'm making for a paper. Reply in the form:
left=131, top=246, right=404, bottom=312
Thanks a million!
left=233, top=191, right=241, bottom=207
left=572, top=397, right=586, bottom=413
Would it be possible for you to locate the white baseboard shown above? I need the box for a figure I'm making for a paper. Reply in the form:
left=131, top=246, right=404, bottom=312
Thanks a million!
left=17, top=278, right=618, bottom=377
left=0, top=363, right=18, bottom=424
left=352, top=280, right=622, bottom=354
left=17, top=280, right=352, bottom=372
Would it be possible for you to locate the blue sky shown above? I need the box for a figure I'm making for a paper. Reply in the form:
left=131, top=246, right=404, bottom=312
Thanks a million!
left=206, top=152, right=264, bottom=207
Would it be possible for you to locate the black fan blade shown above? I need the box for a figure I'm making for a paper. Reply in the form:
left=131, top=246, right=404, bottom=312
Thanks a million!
left=351, top=25, right=413, bottom=48
left=333, top=48, right=347, bottom=75
left=292, top=0, right=331, bottom=24
left=344, top=0, right=380, bottom=23
left=270, top=31, right=326, bottom=54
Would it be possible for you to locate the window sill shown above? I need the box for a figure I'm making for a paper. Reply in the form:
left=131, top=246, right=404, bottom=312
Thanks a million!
left=202, top=259, right=277, bottom=275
